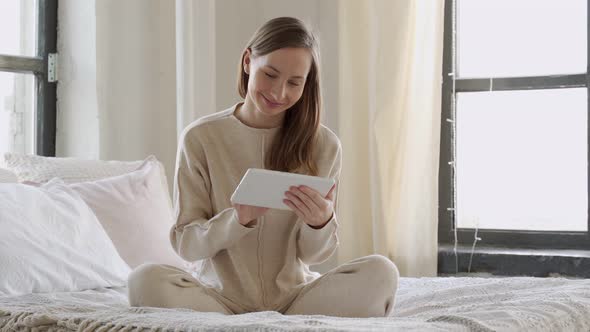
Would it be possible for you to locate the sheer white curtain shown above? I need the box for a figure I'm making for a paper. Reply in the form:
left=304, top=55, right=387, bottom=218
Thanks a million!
left=336, top=0, right=445, bottom=277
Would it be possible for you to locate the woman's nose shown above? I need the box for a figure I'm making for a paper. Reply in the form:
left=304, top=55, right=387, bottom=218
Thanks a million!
left=270, top=82, right=287, bottom=101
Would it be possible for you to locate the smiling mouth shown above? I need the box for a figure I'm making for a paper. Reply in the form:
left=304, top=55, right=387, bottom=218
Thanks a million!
left=262, top=94, right=284, bottom=107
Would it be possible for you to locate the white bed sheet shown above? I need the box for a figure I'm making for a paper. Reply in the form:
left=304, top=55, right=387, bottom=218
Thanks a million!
left=1, top=276, right=589, bottom=331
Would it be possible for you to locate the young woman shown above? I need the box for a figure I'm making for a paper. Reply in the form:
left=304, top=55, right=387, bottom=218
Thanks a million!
left=128, top=17, right=399, bottom=318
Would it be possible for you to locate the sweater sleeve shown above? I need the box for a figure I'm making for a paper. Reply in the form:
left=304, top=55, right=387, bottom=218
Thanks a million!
left=170, top=128, right=256, bottom=262
left=296, top=140, right=342, bottom=266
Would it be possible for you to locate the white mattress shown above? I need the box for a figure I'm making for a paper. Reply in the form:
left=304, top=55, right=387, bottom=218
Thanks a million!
left=1, top=276, right=589, bottom=331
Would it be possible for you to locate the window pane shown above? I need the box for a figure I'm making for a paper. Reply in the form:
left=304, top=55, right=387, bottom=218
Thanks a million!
left=458, top=0, right=587, bottom=78
left=0, top=1, right=37, bottom=56
left=456, top=88, right=588, bottom=231
left=0, top=72, right=35, bottom=155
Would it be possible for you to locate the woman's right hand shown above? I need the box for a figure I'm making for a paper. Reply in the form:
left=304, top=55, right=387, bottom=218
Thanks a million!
left=233, top=203, right=269, bottom=227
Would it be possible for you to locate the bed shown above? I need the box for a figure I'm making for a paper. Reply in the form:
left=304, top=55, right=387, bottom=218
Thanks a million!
left=1, top=154, right=590, bottom=331
left=1, top=276, right=590, bottom=331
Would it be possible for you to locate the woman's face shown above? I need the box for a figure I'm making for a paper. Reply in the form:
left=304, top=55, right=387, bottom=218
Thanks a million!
left=244, top=47, right=312, bottom=117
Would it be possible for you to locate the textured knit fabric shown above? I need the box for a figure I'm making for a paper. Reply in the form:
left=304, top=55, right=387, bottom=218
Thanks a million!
left=6, top=276, right=590, bottom=330
left=167, top=103, right=342, bottom=312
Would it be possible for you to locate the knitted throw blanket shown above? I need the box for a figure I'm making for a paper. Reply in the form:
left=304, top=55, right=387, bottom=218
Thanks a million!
left=2, top=277, right=590, bottom=332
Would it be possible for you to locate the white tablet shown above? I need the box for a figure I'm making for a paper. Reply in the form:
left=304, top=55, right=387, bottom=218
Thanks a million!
left=230, top=168, right=336, bottom=210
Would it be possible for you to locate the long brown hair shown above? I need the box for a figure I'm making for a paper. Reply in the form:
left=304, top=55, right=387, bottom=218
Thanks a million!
left=237, top=17, right=321, bottom=176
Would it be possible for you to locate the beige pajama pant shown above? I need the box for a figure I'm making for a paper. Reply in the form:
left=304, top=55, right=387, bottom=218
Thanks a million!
left=128, top=254, right=399, bottom=318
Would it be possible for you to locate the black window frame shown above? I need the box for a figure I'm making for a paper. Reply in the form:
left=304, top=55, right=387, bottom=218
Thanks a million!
left=0, top=0, right=57, bottom=157
left=439, top=0, right=590, bottom=251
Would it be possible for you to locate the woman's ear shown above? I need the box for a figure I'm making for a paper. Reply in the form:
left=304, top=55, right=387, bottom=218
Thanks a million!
left=243, top=48, right=252, bottom=75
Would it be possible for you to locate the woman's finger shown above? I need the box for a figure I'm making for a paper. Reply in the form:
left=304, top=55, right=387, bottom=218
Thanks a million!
left=297, top=186, right=328, bottom=209
left=285, top=190, right=313, bottom=216
left=290, top=186, right=321, bottom=211
left=283, top=199, right=306, bottom=220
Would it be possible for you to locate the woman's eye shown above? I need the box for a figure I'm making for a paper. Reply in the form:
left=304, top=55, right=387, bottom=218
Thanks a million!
left=288, top=82, right=300, bottom=87
left=265, top=73, right=277, bottom=79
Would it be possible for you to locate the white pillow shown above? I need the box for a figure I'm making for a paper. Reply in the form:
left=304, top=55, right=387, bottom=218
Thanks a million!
left=69, top=158, right=186, bottom=269
left=0, top=168, right=17, bottom=183
left=0, top=180, right=131, bottom=296
left=2, top=153, right=172, bottom=209
left=3, top=153, right=144, bottom=183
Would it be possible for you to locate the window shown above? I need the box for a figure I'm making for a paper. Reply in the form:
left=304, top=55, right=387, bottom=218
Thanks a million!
left=439, top=0, right=589, bottom=256
left=0, top=0, right=57, bottom=157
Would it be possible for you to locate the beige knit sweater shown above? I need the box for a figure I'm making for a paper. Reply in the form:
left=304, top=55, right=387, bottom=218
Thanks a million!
left=169, top=103, right=342, bottom=312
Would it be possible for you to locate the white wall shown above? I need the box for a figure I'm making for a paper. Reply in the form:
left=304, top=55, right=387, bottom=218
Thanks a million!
left=56, top=0, right=99, bottom=159
left=95, top=0, right=177, bottom=184
left=176, top=0, right=216, bottom=137
left=57, top=0, right=177, bottom=184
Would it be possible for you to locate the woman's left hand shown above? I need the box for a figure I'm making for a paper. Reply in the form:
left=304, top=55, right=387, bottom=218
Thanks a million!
left=284, top=184, right=336, bottom=229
